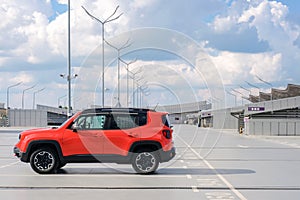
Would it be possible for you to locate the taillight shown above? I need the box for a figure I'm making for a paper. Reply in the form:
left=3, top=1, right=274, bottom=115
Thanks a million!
left=162, top=130, right=172, bottom=139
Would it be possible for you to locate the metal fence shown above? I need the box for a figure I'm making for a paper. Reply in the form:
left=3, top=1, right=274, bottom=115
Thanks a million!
left=245, top=118, right=300, bottom=136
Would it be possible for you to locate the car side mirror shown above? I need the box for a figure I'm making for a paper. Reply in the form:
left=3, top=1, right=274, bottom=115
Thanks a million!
left=72, top=124, right=79, bottom=133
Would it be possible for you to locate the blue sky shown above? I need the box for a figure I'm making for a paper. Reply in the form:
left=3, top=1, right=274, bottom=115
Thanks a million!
left=0, top=0, right=300, bottom=109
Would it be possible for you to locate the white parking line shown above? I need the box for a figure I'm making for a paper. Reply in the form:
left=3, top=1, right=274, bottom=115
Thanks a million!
left=177, top=135, right=247, bottom=200
left=237, top=145, right=249, bottom=148
left=192, top=185, right=200, bottom=193
left=0, top=161, right=20, bottom=169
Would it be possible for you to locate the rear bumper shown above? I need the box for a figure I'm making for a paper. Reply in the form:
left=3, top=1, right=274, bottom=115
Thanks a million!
left=159, top=147, right=176, bottom=162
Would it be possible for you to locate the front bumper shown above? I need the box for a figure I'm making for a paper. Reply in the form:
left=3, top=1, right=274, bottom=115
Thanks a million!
left=13, top=147, right=28, bottom=162
left=13, top=147, right=21, bottom=158
left=159, top=147, right=176, bottom=162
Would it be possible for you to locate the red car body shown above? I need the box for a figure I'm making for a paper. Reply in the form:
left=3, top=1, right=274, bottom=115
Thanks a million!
left=14, top=108, right=176, bottom=174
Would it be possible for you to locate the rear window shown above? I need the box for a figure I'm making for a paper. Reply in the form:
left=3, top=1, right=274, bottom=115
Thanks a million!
left=108, top=112, right=147, bottom=130
left=162, top=114, right=171, bottom=127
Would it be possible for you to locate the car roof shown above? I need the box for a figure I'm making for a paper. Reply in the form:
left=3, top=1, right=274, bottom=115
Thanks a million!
left=81, top=107, right=155, bottom=114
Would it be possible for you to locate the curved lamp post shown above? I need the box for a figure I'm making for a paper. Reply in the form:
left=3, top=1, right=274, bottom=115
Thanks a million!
left=119, top=58, right=136, bottom=107
left=105, top=39, right=131, bottom=108
left=33, top=88, right=45, bottom=109
left=82, top=5, right=122, bottom=108
left=6, top=82, right=22, bottom=109
left=22, top=85, right=36, bottom=109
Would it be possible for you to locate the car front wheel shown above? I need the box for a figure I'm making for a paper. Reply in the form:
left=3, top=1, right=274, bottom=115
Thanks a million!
left=132, top=150, right=159, bottom=174
left=30, top=148, right=58, bottom=174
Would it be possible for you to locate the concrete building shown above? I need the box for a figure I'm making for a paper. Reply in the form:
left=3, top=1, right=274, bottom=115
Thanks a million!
left=156, top=101, right=211, bottom=124
left=248, top=84, right=300, bottom=102
left=3, top=83, right=300, bottom=135
left=199, top=96, right=300, bottom=135
left=7, top=105, right=69, bottom=127
left=0, top=103, right=7, bottom=127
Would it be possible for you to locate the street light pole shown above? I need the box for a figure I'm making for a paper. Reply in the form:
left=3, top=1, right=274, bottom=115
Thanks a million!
left=119, top=58, right=136, bottom=107
left=226, top=90, right=237, bottom=107
left=22, top=85, right=36, bottom=109
left=33, top=88, right=45, bottom=109
left=246, top=81, right=261, bottom=102
left=256, top=75, right=273, bottom=101
left=82, top=5, right=123, bottom=108
left=60, top=74, right=77, bottom=111
left=6, top=82, right=22, bottom=109
left=58, top=94, right=67, bottom=108
left=232, top=89, right=244, bottom=105
left=105, top=39, right=131, bottom=107
left=239, top=85, right=251, bottom=95
left=129, top=68, right=143, bottom=107
left=67, top=0, right=72, bottom=117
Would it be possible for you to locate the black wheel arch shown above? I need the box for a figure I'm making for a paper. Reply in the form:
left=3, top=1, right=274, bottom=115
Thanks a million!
left=22, top=140, right=65, bottom=164
left=129, top=141, right=163, bottom=161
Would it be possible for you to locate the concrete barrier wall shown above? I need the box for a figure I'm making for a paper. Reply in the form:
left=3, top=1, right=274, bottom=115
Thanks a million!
left=245, top=118, right=300, bottom=136
left=8, top=109, right=47, bottom=127
left=213, top=108, right=238, bottom=129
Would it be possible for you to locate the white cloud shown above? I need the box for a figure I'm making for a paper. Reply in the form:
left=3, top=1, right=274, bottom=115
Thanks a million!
left=1, top=0, right=300, bottom=109
left=129, top=0, right=157, bottom=10
left=210, top=50, right=282, bottom=84
left=209, top=0, right=300, bottom=83
left=211, top=15, right=236, bottom=33
left=11, top=72, right=35, bottom=84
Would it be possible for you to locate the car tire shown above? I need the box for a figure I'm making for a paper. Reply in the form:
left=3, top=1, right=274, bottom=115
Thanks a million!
left=132, top=149, right=159, bottom=174
left=30, top=148, right=58, bottom=174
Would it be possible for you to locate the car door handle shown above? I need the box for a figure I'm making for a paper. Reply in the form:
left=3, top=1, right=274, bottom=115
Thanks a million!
left=128, top=133, right=138, bottom=137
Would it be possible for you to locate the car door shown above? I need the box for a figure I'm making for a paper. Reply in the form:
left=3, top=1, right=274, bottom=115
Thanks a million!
left=102, top=113, right=141, bottom=156
left=62, top=114, right=107, bottom=156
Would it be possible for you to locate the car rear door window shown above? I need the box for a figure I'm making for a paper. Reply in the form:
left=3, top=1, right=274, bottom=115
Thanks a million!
left=109, top=113, right=140, bottom=130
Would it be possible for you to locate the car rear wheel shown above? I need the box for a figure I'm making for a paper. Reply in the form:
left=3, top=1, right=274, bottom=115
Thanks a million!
left=30, top=148, right=58, bottom=174
left=132, top=150, right=159, bottom=174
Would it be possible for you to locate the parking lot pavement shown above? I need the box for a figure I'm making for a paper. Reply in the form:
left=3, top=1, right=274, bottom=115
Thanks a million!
left=1, top=125, right=300, bottom=200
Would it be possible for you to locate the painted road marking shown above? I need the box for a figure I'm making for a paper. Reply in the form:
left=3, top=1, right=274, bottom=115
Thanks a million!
left=206, top=192, right=235, bottom=199
left=186, top=174, right=192, bottom=179
left=237, top=145, right=249, bottom=148
left=177, top=135, right=247, bottom=200
left=0, top=161, right=20, bottom=169
left=192, top=186, right=200, bottom=193
left=197, top=178, right=223, bottom=187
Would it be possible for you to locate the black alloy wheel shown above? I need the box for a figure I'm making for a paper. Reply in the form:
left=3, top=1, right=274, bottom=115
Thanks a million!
left=132, top=150, right=159, bottom=174
left=30, top=148, right=58, bottom=174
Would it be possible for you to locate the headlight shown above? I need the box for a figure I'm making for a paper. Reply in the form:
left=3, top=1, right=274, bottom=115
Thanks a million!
left=18, top=134, right=21, bottom=140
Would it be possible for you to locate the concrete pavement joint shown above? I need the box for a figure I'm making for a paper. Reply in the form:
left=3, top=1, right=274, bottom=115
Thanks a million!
left=1, top=186, right=300, bottom=190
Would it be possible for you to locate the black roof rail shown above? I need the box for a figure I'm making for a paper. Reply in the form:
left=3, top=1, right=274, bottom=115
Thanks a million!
left=81, top=107, right=155, bottom=114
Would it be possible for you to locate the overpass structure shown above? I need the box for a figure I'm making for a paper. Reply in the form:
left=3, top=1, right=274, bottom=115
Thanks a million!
left=200, top=95, right=300, bottom=136
left=156, top=101, right=211, bottom=124
left=248, top=84, right=300, bottom=102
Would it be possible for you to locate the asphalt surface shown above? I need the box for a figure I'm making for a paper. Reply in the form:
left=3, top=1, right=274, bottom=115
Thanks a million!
left=1, top=125, right=300, bottom=200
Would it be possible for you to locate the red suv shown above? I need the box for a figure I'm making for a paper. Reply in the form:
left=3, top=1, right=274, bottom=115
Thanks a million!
left=14, top=108, right=175, bottom=174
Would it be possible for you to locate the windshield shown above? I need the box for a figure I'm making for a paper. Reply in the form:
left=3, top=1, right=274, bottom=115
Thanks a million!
left=58, top=112, right=81, bottom=129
